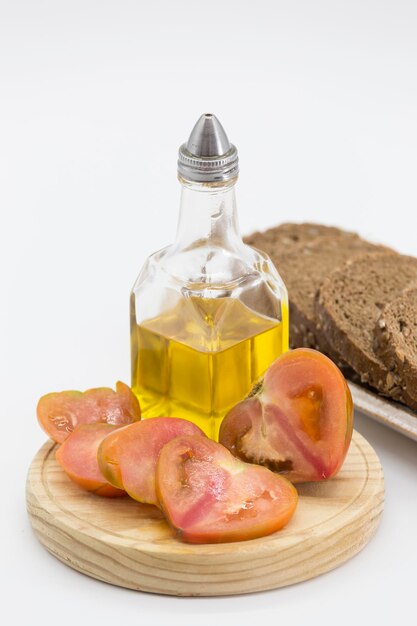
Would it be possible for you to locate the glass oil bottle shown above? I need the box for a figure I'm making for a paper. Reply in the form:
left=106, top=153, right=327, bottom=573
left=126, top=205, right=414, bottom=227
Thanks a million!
left=130, top=114, right=289, bottom=440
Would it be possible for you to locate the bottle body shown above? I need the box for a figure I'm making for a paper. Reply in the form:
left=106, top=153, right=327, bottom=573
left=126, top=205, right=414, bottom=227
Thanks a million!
left=131, top=294, right=288, bottom=440
left=130, top=179, right=289, bottom=439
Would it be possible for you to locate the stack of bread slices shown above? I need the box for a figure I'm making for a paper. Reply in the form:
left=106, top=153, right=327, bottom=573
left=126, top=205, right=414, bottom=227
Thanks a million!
left=245, top=223, right=417, bottom=411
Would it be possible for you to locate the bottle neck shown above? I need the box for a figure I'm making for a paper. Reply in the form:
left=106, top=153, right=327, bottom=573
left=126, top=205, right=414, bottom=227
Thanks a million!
left=173, top=177, right=243, bottom=251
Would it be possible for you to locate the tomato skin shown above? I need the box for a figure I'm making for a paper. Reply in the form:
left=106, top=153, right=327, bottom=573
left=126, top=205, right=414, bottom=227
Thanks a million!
left=219, top=349, right=353, bottom=483
left=97, top=417, right=205, bottom=506
left=156, top=435, right=298, bottom=544
left=37, top=381, right=141, bottom=444
left=55, top=423, right=126, bottom=497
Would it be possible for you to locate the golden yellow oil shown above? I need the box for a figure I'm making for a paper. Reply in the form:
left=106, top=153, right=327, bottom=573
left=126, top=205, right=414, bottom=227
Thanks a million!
left=131, top=298, right=288, bottom=440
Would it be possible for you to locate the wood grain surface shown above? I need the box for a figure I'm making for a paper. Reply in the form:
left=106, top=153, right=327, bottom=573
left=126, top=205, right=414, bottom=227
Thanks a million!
left=26, top=430, right=384, bottom=596
left=349, top=382, right=417, bottom=442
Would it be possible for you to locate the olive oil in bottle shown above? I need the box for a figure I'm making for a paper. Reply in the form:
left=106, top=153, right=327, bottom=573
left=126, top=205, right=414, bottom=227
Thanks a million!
left=130, top=114, right=288, bottom=439
left=131, top=298, right=288, bottom=440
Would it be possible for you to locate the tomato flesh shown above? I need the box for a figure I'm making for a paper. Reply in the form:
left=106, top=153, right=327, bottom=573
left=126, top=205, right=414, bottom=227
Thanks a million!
left=219, top=348, right=353, bottom=483
left=97, top=417, right=205, bottom=506
left=37, top=381, right=141, bottom=444
left=55, top=423, right=126, bottom=497
left=156, top=435, right=298, bottom=544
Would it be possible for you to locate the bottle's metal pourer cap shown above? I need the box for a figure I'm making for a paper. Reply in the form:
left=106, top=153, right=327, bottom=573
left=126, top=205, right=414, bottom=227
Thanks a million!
left=178, top=113, right=239, bottom=183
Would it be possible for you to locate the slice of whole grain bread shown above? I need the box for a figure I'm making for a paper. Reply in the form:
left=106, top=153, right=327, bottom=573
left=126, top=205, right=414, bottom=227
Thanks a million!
left=374, top=286, right=417, bottom=406
left=244, top=223, right=392, bottom=377
left=316, top=252, right=417, bottom=409
left=270, top=234, right=390, bottom=351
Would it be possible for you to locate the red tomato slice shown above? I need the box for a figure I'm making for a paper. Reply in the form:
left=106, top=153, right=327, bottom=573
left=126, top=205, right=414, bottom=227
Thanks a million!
left=55, top=423, right=126, bottom=497
left=219, top=348, right=353, bottom=483
left=37, top=381, right=141, bottom=444
left=97, top=417, right=205, bottom=506
left=156, top=435, right=298, bottom=544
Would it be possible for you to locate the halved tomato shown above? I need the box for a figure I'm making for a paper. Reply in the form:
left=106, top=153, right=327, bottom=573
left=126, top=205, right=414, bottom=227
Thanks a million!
left=97, top=417, right=205, bottom=505
left=156, top=435, right=298, bottom=544
left=55, top=423, right=126, bottom=497
left=37, top=381, right=141, bottom=444
left=219, top=348, right=353, bottom=483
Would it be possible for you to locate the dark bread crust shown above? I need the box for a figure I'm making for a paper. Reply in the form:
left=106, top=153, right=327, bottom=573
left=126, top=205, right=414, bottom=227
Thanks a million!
left=374, top=287, right=417, bottom=405
left=244, top=222, right=347, bottom=254
left=316, top=252, right=417, bottom=409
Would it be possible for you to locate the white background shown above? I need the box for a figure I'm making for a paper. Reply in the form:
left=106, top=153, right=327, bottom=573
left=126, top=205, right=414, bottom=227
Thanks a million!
left=1, top=1, right=417, bottom=625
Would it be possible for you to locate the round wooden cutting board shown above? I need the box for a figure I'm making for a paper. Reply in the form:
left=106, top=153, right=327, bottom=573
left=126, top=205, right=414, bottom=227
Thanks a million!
left=26, top=430, right=384, bottom=596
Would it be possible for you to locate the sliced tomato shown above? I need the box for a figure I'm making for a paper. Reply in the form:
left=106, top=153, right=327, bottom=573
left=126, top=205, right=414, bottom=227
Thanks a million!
left=156, top=435, right=298, bottom=544
left=37, top=381, right=141, bottom=444
left=219, top=348, right=353, bottom=483
left=55, top=423, right=126, bottom=497
left=97, top=417, right=205, bottom=505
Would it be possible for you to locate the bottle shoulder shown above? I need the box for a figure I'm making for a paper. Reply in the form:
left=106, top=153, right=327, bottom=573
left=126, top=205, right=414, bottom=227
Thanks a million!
left=132, top=241, right=286, bottom=294
left=131, top=242, right=288, bottom=327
